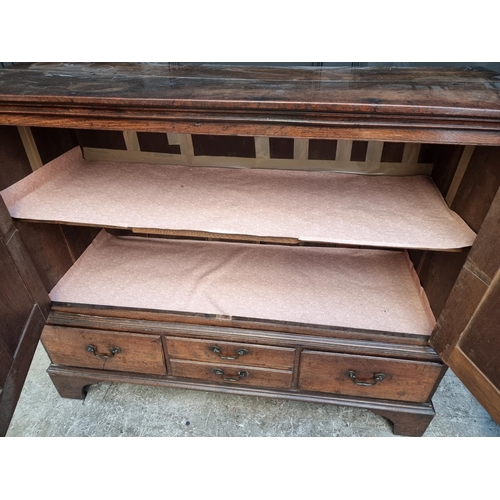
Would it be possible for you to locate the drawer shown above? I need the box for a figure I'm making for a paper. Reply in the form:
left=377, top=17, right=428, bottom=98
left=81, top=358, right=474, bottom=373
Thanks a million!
left=41, top=325, right=167, bottom=375
left=299, top=351, right=442, bottom=403
left=166, top=336, right=295, bottom=369
left=170, top=359, right=293, bottom=389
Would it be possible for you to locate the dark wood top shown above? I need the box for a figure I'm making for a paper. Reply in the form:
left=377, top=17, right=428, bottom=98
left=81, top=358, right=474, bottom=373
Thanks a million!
left=1, top=63, right=500, bottom=144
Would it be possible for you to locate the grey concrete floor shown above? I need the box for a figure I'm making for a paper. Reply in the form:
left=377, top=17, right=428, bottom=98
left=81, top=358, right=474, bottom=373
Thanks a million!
left=7, top=342, right=500, bottom=437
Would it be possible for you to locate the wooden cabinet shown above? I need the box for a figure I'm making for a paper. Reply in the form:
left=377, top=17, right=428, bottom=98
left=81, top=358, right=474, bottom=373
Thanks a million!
left=0, top=63, right=499, bottom=436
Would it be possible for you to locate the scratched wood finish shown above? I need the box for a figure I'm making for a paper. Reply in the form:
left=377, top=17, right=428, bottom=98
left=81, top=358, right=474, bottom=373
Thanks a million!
left=49, top=302, right=435, bottom=346
left=48, top=309, right=440, bottom=362
left=41, top=325, right=167, bottom=375
left=46, top=364, right=436, bottom=436
left=166, top=337, right=296, bottom=369
left=1, top=64, right=500, bottom=144
left=299, top=351, right=443, bottom=403
left=170, top=359, right=293, bottom=389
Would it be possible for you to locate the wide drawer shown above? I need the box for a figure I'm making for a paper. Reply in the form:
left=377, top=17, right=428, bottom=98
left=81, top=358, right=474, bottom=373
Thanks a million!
left=170, top=359, right=293, bottom=389
left=166, top=337, right=295, bottom=369
left=41, top=325, right=167, bottom=375
left=299, top=351, right=442, bottom=403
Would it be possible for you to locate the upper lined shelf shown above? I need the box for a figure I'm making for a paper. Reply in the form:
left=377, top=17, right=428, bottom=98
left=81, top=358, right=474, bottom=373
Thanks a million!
left=1, top=148, right=476, bottom=251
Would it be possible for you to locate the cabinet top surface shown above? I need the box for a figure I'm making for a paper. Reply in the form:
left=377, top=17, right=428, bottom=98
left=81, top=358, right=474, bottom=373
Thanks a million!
left=1, top=63, right=499, bottom=113
left=1, top=64, right=500, bottom=144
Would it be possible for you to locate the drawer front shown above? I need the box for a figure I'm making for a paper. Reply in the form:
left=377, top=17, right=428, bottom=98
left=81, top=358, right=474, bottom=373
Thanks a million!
left=41, top=325, right=166, bottom=375
left=170, top=359, right=293, bottom=389
left=299, top=351, right=442, bottom=403
left=166, top=336, right=295, bottom=369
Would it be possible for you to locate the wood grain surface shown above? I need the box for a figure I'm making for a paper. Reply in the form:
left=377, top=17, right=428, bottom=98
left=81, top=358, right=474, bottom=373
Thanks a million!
left=299, top=350, right=442, bottom=403
left=41, top=325, right=166, bottom=375
left=1, top=64, right=500, bottom=144
left=170, top=359, right=293, bottom=389
left=166, top=336, right=295, bottom=369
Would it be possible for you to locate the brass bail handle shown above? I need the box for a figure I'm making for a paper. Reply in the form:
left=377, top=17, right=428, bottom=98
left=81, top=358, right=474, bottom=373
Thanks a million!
left=86, top=344, right=121, bottom=360
left=210, top=346, right=249, bottom=360
left=212, top=368, right=248, bottom=382
left=348, top=370, right=385, bottom=387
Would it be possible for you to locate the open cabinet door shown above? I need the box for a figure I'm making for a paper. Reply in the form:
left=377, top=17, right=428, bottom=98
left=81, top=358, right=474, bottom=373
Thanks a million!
left=0, top=191, right=50, bottom=437
left=431, top=186, right=500, bottom=425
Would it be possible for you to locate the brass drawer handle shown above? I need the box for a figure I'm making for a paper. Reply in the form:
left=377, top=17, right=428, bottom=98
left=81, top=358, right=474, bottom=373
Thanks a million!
left=210, top=346, right=249, bottom=360
left=212, top=368, right=248, bottom=382
left=86, top=344, right=121, bottom=360
left=348, top=370, right=385, bottom=387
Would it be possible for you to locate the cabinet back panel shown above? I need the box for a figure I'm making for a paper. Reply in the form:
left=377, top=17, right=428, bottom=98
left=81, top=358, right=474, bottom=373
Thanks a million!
left=78, top=130, right=434, bottom=176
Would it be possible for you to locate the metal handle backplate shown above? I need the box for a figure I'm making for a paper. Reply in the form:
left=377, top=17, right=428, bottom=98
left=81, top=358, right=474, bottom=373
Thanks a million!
left=212, top=368, right=248, bottom=382
left=86, top=344, right=121, bottom=360
left=348, top=370, right=385, bottom=387
left=210, top=346, right=249, bottom=360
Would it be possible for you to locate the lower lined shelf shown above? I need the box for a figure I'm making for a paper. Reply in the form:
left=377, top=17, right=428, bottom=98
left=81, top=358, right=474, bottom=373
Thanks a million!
left=49, top=230, right=435, bottom=337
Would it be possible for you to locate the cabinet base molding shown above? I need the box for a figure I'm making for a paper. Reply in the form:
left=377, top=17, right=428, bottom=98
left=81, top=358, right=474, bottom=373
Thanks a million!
left=47, top=364, right=436, bottom=437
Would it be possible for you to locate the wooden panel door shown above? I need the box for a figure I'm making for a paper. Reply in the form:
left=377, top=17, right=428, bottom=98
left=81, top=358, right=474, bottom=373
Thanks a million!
left=431, top=185, right=500, bottom=425
left=0, top=138, right=50, bottom=436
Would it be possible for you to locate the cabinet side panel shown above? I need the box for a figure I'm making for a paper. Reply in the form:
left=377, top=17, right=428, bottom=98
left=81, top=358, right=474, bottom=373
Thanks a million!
left=419, top=146, right=500, bottom=318
left=14, top=221, right=75, bottom=292
left=418, top=250, right=468, bottom=319
left=431, top=183, right=500, bottom=361
left=0, top=234, right=38, bottom=355
left=466, top=187, right=500, bottom=281
left=430, top=144, right=465, bottom=198
left=0, top=126, right=32, bottom=190
left=451, top=146, right=500, bottom=233
left=14, top=221, right=101, bottom=293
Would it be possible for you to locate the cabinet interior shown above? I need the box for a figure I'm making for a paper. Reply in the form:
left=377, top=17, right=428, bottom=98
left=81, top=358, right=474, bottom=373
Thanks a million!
left=2, top=126, right=500, bottom=339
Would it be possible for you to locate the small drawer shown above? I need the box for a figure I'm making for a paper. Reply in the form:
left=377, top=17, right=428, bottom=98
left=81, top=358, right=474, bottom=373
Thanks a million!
left=41, top=325, right=166, bottom=375
left=170, top=359, right=293, bottom=389
left=166, top=337, right=295, bottom=369
left=299, top=351, right=442, bottom=403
